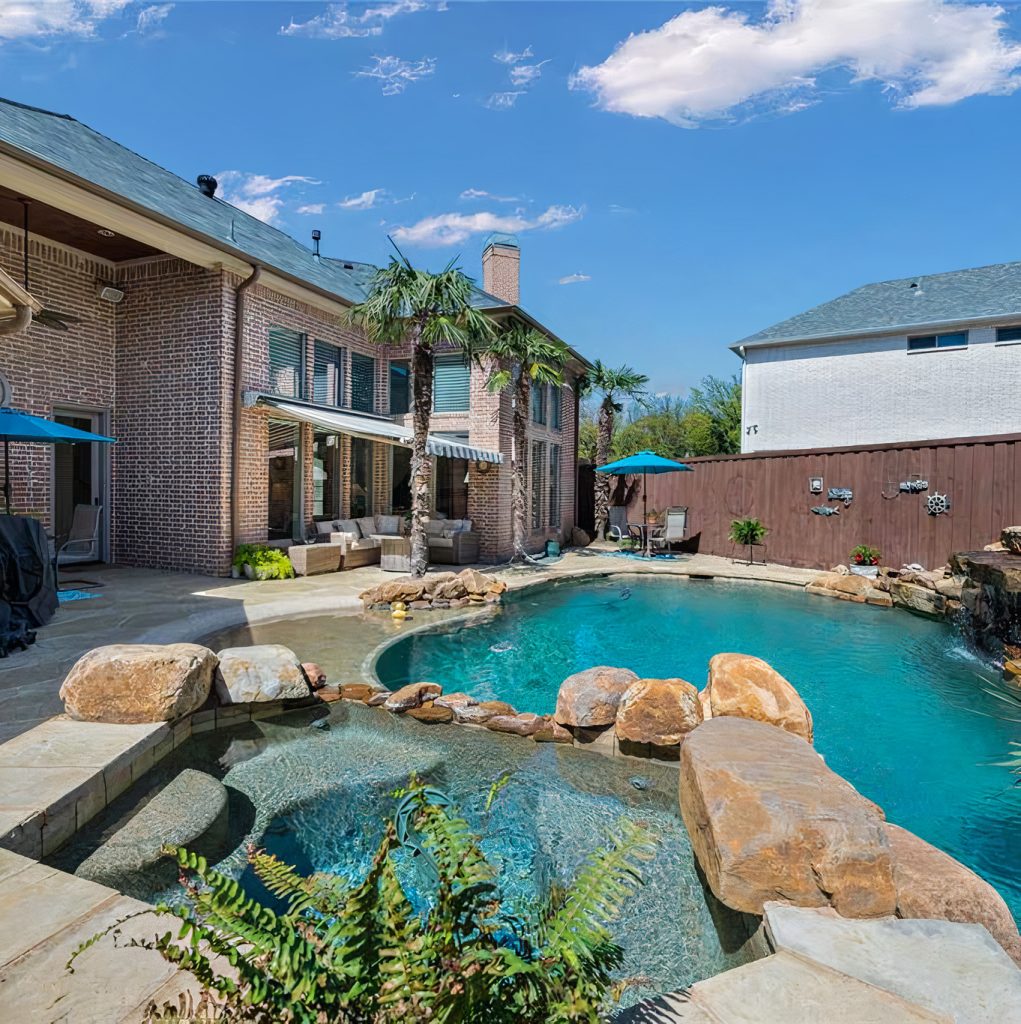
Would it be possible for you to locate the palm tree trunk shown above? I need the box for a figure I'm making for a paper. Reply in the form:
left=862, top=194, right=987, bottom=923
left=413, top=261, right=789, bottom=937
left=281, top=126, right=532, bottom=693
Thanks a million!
left=512, top=370, right=530, bottom=561
left=409, top=334, right=433, bottom=578
left=594, top=399, right=614, bottom=538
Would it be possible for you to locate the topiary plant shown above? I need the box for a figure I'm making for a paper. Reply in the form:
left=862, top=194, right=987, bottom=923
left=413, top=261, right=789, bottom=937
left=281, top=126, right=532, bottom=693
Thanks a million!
left=729, top=517, right=767, bottom=565
left=69, top=780, right=656, bottom=1024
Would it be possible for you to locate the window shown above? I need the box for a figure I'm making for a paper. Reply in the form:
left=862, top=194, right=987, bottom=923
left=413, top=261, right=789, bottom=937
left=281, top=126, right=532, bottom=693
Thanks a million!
left=267, top=418, right=301, bottom=540
left=531, top=440, right=546, bottom=529
left=350, top=352, right=376, bottom=413
left=268, top=327, right=305, bottom=398
left=350, top=437, right=373, bottom=518
left=312, top=432, right=339, bottom=520
left=531, top=382, right=547, bottom=425
left=907, top=331, right=968, bottom=351
left=389, top=359, right=410, bottom=415
left=435, top=456, right=468, bottom=519
left=548, top=444, right=561, bottom=528
left=313, top=342, right=344, bottom=406
left=433, top=354, right=470, bottom=413
left=550, top=385, right=562, bottom=430
left=391, top=446, right=411, bottom=512
left=996, top=326, right=1021, bottom=343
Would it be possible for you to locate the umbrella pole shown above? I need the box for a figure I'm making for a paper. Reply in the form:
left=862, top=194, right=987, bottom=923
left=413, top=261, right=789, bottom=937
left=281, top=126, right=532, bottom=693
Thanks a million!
left=643, top=471, right=649, bottom=557
left=3, top=438, right=9, bottom=516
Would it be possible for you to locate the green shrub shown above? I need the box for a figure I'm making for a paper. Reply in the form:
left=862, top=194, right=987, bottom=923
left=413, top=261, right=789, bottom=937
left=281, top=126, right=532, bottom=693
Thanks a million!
left=69, top=780, right=656, bottom=1023
left=232, top=544, right=295, bottom=580
left=729, top=517, right=766, bottom=564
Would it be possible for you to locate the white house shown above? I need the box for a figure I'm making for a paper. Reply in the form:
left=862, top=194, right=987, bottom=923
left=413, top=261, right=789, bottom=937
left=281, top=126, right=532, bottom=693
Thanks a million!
left=733, top=261, right=1021, bottom=453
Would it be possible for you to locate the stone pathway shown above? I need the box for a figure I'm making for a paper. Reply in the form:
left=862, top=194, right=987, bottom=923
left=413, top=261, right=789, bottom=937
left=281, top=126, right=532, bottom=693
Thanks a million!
left=619, top=903, right=1021, bottom=1023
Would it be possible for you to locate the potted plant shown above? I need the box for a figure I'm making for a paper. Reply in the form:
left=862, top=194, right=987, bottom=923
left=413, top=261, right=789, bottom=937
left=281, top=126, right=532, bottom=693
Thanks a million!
left=850, top=544, right=881, bottom=577
left=730, top=517, right=767, bottom=565
left=232, top=544, right=295, bottom=581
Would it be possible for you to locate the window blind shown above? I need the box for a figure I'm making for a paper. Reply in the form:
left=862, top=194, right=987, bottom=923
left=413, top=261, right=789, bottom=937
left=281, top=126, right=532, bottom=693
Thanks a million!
left=350, top=352, right=376, bottom=413
left=268, top=327, right=305, bottom=398
left=433, top=354, right=470, bottom=413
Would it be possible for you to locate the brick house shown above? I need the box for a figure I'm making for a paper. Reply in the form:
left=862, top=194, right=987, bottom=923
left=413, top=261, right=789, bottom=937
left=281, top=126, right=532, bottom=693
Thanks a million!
left=0, top=97, right=589, bottom=574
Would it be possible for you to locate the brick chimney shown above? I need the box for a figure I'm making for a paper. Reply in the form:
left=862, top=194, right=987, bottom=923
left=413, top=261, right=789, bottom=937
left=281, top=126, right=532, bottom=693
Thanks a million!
left=482, top=233, right=520, bottom=305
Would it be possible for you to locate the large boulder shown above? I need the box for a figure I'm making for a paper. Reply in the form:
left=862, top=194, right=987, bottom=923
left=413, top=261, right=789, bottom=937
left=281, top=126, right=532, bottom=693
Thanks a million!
left=555, top=666, right=638, bottom=727
left=215, top=645, right=311, bottom=704
left=805, top=573, right=890, bottom=607
left=1002, top=526, right=1021, bottom=555
left=885, top=822, right=1021, bottom=966
left=384, top=681, right=442, bottom=712
left=615, top=677, right=703, bottom=746
left=704, top=653, right=813, bottom=743
left=890, top=581, right=947, bottom=618
left=679, top=717, right=895, bottom=918
left=60, top=643, right=217, bottom=724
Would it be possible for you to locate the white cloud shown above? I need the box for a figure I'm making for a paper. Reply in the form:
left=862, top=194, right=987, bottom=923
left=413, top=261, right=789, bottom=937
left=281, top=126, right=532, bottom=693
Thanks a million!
left=356, top=54, right=435, bottom=94
left=509, top=60, right=549, bottom=87
left=608, top=203, right=636, bottom=215
left=0, top=0, right=131, bottom=41
left=493, top=45, right=532, bottom=65
left=135, top=3, right=172, bottom=36
left=484, top=90, right=523, bottom=110
left=280, top=0, right=428, bottom=40
left=296, top=203, right=325, bottom=215
left=216, top=171, right=320, bottom=224
left=558, top=273, right=591, bottom=285
left=393, top=203, right=583, bottom=247
left=339, top=188, right=386, bottom=210
left=459, top=188, right=520, bottom=203
left=572, top=0, right=1021, bottom=127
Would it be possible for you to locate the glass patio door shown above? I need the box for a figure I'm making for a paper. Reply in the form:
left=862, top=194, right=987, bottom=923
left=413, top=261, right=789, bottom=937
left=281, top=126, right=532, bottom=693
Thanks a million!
left=52, top=409, right=107, bottom=560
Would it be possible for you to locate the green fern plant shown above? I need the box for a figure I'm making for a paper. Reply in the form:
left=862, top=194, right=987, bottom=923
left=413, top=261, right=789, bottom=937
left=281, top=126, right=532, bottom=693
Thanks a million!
left=68, top=781, right=656, bottom=1023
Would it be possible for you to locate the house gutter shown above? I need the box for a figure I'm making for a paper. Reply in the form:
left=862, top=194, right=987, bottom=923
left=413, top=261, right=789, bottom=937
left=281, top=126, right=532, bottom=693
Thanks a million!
left=230, top=264, right=262, bottom=556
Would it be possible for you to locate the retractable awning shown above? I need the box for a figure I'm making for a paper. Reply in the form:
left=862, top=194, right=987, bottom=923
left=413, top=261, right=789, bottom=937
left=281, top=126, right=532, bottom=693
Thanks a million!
left=257, top=397, right=503, bottom=464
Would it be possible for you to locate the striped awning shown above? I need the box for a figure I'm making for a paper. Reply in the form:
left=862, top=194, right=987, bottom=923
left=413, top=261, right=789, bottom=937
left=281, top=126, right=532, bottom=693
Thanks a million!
left=257, top=396, right=503, bottom=464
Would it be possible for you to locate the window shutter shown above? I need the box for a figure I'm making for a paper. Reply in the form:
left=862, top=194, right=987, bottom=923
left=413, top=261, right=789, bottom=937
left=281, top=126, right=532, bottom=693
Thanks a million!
left=268, top=327, right=305, bottom=398
left=550, top=386, right=562, bottom=429
left=433, top=354, right=470, bottom=412
left=350, top=353, right=376, bottom=412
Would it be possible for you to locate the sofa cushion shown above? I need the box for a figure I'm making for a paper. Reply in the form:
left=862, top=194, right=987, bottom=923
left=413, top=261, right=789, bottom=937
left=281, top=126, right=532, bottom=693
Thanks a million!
left=336, top=518, right=360, bottom=537
left=315, top=521, right=336, bottom=537
left=355, top=517, right=378, bottom=539
left=377, top=515, right=402, bottom=536
left=424, top=520, right=447, bottom=537
left=429, top=536, right=455, bottom=550
left=350, top=537, right=379, bottom=551
left=461, top=518, right=472, bottom=532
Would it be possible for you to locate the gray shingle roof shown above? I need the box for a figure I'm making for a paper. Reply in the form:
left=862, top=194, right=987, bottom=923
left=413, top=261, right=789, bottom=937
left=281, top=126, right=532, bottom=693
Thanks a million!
left=0, top=96, right=506, bottom=312
left=736, top=261, right=1021, bottom=348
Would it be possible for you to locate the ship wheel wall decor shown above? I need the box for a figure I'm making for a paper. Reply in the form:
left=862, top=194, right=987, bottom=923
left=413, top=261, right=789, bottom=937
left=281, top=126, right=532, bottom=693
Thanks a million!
left=926, top=492, right=951, bottom=516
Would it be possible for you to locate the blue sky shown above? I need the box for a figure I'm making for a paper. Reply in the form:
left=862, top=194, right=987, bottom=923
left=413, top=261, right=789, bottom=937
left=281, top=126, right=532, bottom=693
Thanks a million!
left=5, top=0, right=1021, bottom=395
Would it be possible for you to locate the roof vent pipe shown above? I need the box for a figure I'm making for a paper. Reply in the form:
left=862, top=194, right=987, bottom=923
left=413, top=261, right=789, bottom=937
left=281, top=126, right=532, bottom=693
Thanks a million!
left=197, top=175, right=218, bottom=198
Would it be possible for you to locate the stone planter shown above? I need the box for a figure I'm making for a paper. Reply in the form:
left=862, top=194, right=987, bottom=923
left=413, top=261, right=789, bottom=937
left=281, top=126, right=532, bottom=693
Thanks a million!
left=849, top=564, right=879, bottom=578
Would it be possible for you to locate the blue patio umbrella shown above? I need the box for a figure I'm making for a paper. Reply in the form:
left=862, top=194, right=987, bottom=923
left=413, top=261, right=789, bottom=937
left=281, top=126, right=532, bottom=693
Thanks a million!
left=595, top=450, right=693, bottom=555
left=0, top=407, right=115, bottom=515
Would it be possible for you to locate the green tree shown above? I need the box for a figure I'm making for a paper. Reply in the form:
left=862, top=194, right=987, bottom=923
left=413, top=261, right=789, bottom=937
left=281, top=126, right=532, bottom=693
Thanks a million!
left=583, top=362, right=649, bottom=538
left=730, top=516, right=766, bottom=565
left=483, top=322, right=569, bottom=561
left=350, top=254, right=494, bottom=577
left=71, top=781, right=657, bottom=1024
left=578, top=413, right=598, bottom=462
left=688, top=375, right=741, bottom=455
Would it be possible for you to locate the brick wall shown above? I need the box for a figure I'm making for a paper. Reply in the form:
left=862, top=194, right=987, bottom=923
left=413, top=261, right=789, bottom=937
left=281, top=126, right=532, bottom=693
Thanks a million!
left=113, top=257, right=228, bottom=573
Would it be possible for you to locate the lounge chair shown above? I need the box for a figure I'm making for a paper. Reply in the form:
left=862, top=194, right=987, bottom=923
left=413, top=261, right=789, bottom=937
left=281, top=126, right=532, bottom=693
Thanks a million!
left=651, top=507, right=688, bottom=553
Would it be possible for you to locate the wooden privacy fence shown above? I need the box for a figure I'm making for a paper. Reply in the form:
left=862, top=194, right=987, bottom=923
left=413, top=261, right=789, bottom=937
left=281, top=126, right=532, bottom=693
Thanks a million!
left=624, top=433, right=1021, bottom=571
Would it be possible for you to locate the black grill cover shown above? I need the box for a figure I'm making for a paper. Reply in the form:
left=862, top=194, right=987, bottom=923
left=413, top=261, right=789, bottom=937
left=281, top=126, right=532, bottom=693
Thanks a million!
left=0, top=515, right=58, bottom=655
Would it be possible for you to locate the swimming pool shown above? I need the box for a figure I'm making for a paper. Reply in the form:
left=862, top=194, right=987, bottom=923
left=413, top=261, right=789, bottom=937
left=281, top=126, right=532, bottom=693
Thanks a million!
left=374, top=575, right=1021, bottom=919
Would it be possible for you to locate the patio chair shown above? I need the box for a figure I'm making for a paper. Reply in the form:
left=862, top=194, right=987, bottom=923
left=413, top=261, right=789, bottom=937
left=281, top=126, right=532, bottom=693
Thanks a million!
left=53, top=503, right=102, bottom=577
left=607, top=506, right=630, bottom=541
left=651, top=507, right=688, bottom=553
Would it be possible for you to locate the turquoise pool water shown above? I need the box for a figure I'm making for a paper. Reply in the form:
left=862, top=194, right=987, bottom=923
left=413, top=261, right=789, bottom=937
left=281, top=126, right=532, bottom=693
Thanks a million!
left=376, top=575, right=1021, bottom=919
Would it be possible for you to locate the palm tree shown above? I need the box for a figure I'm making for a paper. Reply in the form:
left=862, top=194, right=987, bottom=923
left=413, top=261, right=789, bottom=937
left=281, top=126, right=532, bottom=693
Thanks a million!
left=350, top=253, right=494, bottom=577
left=483, top=321, right=569, bottom=561
left=585, top=361, right=649, bottom=538
left=730, top=517, right=766, bottom=565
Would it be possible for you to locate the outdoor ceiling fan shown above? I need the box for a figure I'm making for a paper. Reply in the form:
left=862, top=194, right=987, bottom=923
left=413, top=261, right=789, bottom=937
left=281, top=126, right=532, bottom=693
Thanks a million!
left=19, top=199, right=80, bottom=332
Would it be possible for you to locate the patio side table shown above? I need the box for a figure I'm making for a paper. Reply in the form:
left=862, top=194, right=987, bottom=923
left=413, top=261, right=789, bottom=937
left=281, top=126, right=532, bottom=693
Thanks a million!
left=374, top=535, right=411, bottom=573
